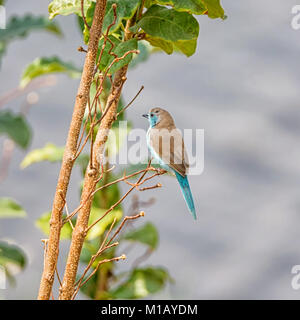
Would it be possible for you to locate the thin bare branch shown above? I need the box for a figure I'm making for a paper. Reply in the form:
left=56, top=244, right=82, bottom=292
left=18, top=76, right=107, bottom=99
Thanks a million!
left=81, top=0, right=90, bottom=30
left=75, top=254, right=126, bottom=293
left=117, top=85, right=144, bottom=117
left=106, top=211, right=145, bottom=247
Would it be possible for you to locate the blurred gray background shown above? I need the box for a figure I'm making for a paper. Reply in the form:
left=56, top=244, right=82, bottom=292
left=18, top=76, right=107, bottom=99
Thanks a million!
left=1, top=0, right=300, bottom=299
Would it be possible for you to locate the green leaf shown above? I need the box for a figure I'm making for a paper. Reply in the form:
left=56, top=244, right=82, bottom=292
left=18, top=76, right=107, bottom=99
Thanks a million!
left=203, top=0, right=225, bottom=19
left=0, top=241, right=26, bottom=269
left=82, top=1, right=96, bottom=44
left=0, top=15, right=62, bottom=62
left=124, top=222, right=159, bottom=250
left=109, top=267, right=170, bottom=299
left=135, top=5, right=199, bottom=56
left=96, top=35, right=121, bottom=70
left=0, top=111, right=32, bottom=149
left=146, top=0, right=225, bottom=18
left=97, top=37, right=138, bottom=74
left=20, top=143, right=64, bottom=169
left=174, top=38, right=197, bottom=57
left=129, top=40, right=152, bottom=69
left=86, top=207, right=122, bottom=241
left=20, top=143, right=90, bottom=174
left=148, top=0, right=206, bottom=14
left=107, top=38, right=138, bottom=74
left=83, top=0, right=140, bottom=43
left=35, top=212, right=72, bottom=239
left=103, top=0, right=141, bottom=34
left=48, top=0, right=93, bottom=20
left=135, top=5, right=199, bottom=41
left=77, top=15, right=85, bottom=33
left=0, top=198, right=26, bottom=219
left=145, top=35, right=173, bottom=55
left=20, top=56, right=81, bottom=88
left=0, top=15, right=62, bottom=43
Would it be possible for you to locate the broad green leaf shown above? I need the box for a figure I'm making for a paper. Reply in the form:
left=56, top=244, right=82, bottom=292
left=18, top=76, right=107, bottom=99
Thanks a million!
left=0, top=15, right=62, bottom=62
left=145, top=35, right=173, bottom=55
left=0, top=241, right=26, bottom=269
left=48, top=0, right=93, bottom=20
left=174, top=38, right=197, bottom=57
left=147, top=34, right=197, bottom=57
left=83, top=0, right=140, bottom=43
left=203, top=0, right=225, bottom=19
left=20, top=143, right=64, bottom=169
left=0, top=111, right=32, bottom=149
left=124, top=222, right=159, bottom=250
left=134, top=5, right=199, bottom=41
left=107, top=38, right=137, bottom=74
left=77, top=15, right=85, bottom=33
left=20, top=56, right=81, bottom=88
left=146, top=0, right=225, bottom=18
left=96, top=35, right=121, bottom=71
left=0, top=15, right=61, bottom=43
left=20, top=143, right=90, bottom=174
left=148, top=0, right=206, bottom=14
left=97, top=37, right=138, bottom=74
left=103, top=0, right=141, bottom=34
left=129, top=40, right=151, bottom=69
left=86, top=207, right=122, bottom=240
left=134, top=5, right=199, bottom=56
left=109, top=267, right=170, bottom=299
left=0, top=198, right=26, bottom=219
left=35, top=212, right=73, bottom=239
left=82, top=1, right=96, bottom=44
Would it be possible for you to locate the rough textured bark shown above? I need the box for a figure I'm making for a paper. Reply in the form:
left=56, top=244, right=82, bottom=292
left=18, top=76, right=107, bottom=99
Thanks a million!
left=58, top=14, right=135, bottom=299
left=38, top=0, right=107, bottom=300
left=59, top=65, right=128, bottom=300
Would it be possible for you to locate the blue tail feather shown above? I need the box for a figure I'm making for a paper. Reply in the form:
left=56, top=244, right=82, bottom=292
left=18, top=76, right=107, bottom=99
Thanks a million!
left=174, top=171, right=196, bottom=220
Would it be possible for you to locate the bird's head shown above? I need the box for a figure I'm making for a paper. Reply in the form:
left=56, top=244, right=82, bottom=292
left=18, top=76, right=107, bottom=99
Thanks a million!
left=142, top=107, right=174, bottom=128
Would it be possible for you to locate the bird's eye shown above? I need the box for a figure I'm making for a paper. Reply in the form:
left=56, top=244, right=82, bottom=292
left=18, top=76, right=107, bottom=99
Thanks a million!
left=150, top=114, right=154, bottom=117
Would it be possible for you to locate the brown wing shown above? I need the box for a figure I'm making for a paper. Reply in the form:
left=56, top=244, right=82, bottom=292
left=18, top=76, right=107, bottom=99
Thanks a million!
left=149, top=128, right=188, bottom=177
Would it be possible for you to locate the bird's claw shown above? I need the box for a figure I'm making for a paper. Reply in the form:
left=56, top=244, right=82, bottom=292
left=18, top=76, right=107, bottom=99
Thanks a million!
left=156, top=168, right=167, bottom=175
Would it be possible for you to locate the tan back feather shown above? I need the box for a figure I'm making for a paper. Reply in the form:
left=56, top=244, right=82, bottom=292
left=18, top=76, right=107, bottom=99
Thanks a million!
left=148, top=108, right=188, bottom=176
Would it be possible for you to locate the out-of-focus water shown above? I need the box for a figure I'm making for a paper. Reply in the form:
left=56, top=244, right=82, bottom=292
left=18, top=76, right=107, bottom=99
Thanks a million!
left=1, top=0, right=300, bottom=299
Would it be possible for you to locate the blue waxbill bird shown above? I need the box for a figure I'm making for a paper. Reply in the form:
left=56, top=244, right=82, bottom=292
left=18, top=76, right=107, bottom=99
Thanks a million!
left=143, top=107, right=196, bottom=220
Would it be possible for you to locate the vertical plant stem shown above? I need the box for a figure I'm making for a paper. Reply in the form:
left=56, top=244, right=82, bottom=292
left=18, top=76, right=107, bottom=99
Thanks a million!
left=59, top=19, right=135, bottom=300
left=38, top=0, right=107, bottom=300
left=59, top=65, right=129, bottom=300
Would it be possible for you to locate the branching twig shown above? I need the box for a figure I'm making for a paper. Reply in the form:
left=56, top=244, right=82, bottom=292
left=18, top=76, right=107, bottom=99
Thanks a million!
left=58, top=15, right=145, bottom=299
left=81, top=0, right=90, bottom=30
left=85, top=163, right=161, bottom=233
left=72, top=211, right=144, bottom=300
left=117, top=85, right=144, bottom=117
left=106, top=212, right=145, bottom=247
left=74, top=254, right=126, bottom=297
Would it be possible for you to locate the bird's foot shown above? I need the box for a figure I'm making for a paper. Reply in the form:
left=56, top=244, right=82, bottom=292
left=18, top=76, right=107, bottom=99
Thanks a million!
left=156, top=168, right=167, bottom=175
